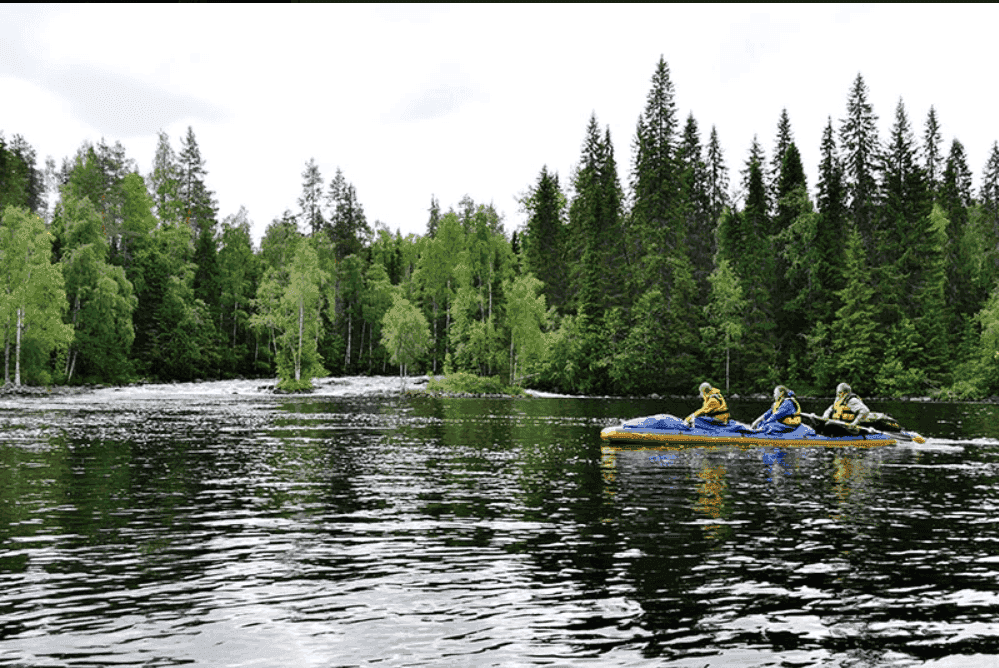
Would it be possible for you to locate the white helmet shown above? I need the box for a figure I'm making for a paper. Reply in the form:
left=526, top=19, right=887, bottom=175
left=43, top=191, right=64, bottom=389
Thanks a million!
left=773, top=385, right=788, bottom=401
left=836, top=382, right=851, bottom=395
left=699, top=382, right=711, bottom=395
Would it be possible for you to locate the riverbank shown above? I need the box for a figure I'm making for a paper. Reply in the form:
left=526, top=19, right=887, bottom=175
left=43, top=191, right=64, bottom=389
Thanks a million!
left=0, top=376, right=993, bottom=403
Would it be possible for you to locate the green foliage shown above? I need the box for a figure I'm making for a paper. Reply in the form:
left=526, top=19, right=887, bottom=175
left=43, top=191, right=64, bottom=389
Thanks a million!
left=59, top=193, right=137, bottom=383
left=505, top=273, right=548, bottom=384
left=875, top=317, right=928, bottom=397
left=825, top=229, right=878, bottom=394
left=152, top=274, right=217, bottom=382
left=701, top=258, right=746, bottom=391
left=252, top=240, right=328, bottom=387
left=217, top=207, right=258, bottom=376
left=0, top=206, right=73, bottom=385
left=425, top=371, right=524, bottom=396
left=7, top=58, right=999, bottom=398
left=70, top=266, right=137, bottom=382
left=520, top=166, right=569, bottom=313
left=381, top=294, right=430, bottom=375
left=326, top=168, right=370, bottom=260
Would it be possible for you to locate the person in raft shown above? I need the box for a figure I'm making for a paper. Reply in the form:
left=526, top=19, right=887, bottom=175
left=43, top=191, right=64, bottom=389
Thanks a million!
left=684, top=382, right=730, bottom=428
left=751, top=385, right=803, bottom=434
left=821, top=382, right=871, bottom=429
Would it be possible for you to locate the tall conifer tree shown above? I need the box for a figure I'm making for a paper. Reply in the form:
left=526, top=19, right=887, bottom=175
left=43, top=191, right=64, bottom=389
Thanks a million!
left=326, top=168, right=369, bottom=260
left=298, top=158, right=325, bottom=237
left=980, top=142, right=999, bottom=226
left=770, top=108, right=794, bottom=209
left=566, top=114, right=627, bottom=392
left=630, top=56, right=681, bottom=293
left=521, top=165, right=569, bottom=314
left=923, top=106, right=943, bottom=198
left=840, top=73, right=880, bottom=246
left=678, top=113, right=714, bottom=295
left=941, top=139, right=977, bottom=320
left=706, top=126, right=730, bottom=226
left=879, top=98, right=932, bottom=317
left=148, top=130, right=183, bottom=227
left=814, top=118, right=848, bottom=324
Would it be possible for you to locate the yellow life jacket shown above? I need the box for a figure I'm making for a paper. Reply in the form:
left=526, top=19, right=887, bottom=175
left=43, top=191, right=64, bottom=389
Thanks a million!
left=831, top=393, right=860, bottom=421
left=776, top=395, right=802, bottom=425
left=703, top=389, right=730, bottom=422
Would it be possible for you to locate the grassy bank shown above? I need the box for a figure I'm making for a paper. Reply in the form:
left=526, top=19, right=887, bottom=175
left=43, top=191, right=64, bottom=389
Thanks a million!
left=423, top=372, right=526, bottom=397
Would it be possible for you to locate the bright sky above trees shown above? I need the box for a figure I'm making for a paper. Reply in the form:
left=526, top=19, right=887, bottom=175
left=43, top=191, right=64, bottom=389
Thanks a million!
left=2, top=4, right=996, bottom=245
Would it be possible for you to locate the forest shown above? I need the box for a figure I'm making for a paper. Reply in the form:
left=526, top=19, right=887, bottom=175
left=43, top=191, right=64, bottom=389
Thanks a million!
left=3, top=57, right=999, bottom=399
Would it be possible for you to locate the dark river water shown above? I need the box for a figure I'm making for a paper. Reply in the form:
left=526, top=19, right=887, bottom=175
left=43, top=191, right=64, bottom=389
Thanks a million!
left=2, top=378, right=998, bottom=667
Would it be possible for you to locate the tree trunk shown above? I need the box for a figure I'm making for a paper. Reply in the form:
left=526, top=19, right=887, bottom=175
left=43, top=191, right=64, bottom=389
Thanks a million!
left=14, top=307, right=22, bottom=387
left=432, top=297, right=438, bottom=374
left=65, top=295, right=81, bottom=378
left=345, top=311, right=352, bottom=369
left=296, top=294, right=304, bottom=382
left=510, top=338, right=515, bottom=385
left=4, top=321, right=9, bottom=386
left=725, top=331, right=730, bottom=392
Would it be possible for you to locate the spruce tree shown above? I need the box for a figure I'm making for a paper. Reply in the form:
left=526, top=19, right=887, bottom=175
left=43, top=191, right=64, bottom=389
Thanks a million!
left=148, top=130, right=183, bottom=226
left=521, top=165, right=569, bottom=314
left=771, top=142, right=809, bottom=370
left=8, top=135, right=44, bottom=217
left=828, top=229, right=878, bottom=393
left=774, top=142, right=807, bottom=233
left=840, top=73, right=880, bottom=246
left=426, top=195, right=441, bottom=237
left=740, top=138, right=771, bottom=244
left=678, top=113, right=713, bottom=295
left=740, top=144, right=777, bottom=386
left=326, top=168, right=370, bottom=260
left=177, top=127, right=217, bottom=241
left=770, top=108, right=794, bottom=209
left=941, top=139, right=976, bottom=319
left=706, top=125, right=730, bottom=226
left=630, top=55, right=680, bottom=277
left=177, top=128, right=221, bottom=352
left=298, top=158, right=325, bottom=237
left=980, top=142, right=999, bottom=227
left=923, top=106, right=943, bottom=198
left=566, top=114, right=626, bottom=392
left=879, top=98, right=932, bottom=319
left=813, top=118, right=848, bottom=324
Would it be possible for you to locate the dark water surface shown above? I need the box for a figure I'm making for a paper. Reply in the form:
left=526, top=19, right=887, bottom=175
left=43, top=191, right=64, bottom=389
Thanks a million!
left=2, top=379, right=998, bottom=667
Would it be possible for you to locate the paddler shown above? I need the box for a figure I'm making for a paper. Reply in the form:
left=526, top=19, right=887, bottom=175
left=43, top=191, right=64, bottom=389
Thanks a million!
left=684, top=382, right=730, bottom=428
left=822, top=382, right=870, bottom=428
left=751, top=385, right=803, bottom=434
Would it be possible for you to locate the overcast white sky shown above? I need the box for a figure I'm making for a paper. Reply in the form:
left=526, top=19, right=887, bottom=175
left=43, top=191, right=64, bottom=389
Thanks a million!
left=2, top=4, right=996, bottom=247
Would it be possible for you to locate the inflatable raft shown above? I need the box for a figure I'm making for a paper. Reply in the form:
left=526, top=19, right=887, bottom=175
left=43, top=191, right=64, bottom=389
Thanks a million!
left=600, top=413, right=925, bottom=447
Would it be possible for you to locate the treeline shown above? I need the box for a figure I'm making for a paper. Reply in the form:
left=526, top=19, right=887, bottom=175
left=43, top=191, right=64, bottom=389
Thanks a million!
left=0, top=127, right=547, bottom=390
left=3, top=57, right=999, bottom=397
left=521, top=60, right=999, bottom=399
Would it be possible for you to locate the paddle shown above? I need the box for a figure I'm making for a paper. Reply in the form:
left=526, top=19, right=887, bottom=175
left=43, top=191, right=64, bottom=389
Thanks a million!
left=801, top=412, right=921, bottom=443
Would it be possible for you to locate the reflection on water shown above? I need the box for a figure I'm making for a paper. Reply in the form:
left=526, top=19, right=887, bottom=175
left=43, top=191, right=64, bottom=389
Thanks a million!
left=0, top=386, right=998, bottom=666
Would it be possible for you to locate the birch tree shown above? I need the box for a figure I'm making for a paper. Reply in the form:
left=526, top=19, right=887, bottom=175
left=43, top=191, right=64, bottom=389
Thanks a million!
left=252, top=240, right=328, bottom=390
left=0, top=206, right=73, bottom=386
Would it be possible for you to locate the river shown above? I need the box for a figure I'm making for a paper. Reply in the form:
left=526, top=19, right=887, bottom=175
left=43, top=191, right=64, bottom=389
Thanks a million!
left=1, top=377, right=998, bottom=667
